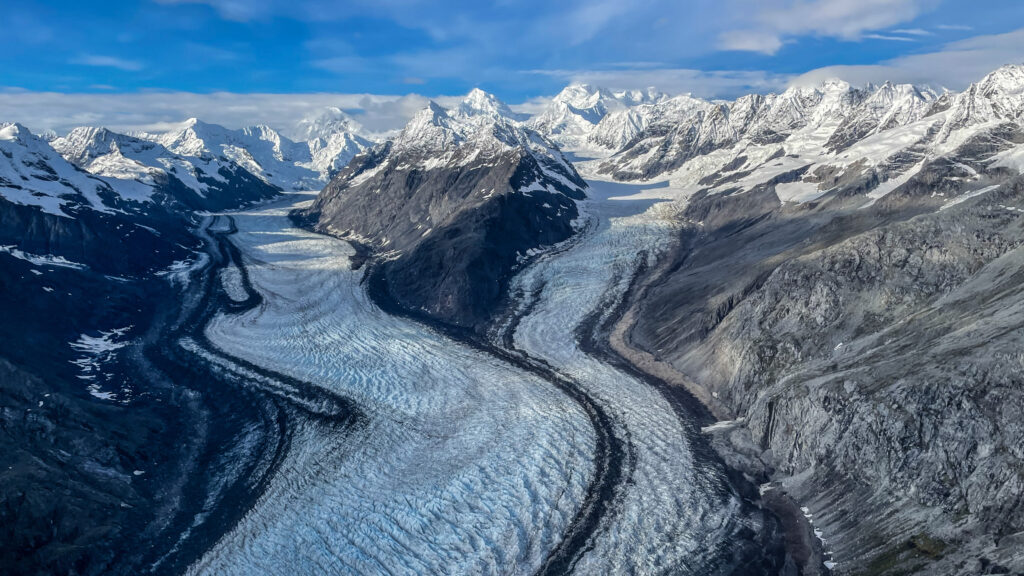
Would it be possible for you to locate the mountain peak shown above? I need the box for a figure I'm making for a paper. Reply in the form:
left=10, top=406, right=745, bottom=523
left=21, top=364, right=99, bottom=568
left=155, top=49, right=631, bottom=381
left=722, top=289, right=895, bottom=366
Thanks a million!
left=977, top=63, right=1024, bottom=95
left=292, top=106, right=363, bottom=142
left=455, top=88, right=524, bottom=121
left=423, top=100, right=452, bottom=120
left=615, top=87, right=668, bottom=106
left=395, top=101, right=462, bottom=151
left=554, top=83, right=615, bottom=108
left=0, top=122, right=29, bottom=142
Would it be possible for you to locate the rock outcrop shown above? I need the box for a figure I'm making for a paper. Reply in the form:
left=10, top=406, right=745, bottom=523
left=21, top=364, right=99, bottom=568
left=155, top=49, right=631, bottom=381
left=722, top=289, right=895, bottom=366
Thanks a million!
left=299, top=94, right=586, bottom=329
left=614, top=66, right=1024, bottom=575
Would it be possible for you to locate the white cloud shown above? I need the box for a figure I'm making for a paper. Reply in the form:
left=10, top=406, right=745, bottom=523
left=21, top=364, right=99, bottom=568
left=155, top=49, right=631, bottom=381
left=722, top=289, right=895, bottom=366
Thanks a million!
left=508, top=96, right=553, bottom=117
left=890, top=28, right=932, bottom=36
left=71, top=55, right=144, bottom=71
left=790, top=26, right=1024, bottom=89
left=0, top=91, right=438, bottom=137
left=719, top=0, right=936, bottom=54
left=718, top=30, right=785, bottom=54
left=526, top=68, right=792, bottom=99
left=863, top=34, right=917, bottom=42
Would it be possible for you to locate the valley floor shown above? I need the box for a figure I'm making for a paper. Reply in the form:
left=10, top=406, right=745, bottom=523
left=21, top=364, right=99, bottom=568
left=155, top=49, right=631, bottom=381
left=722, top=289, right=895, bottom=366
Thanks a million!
left=186, top=185, right=786, bottom=574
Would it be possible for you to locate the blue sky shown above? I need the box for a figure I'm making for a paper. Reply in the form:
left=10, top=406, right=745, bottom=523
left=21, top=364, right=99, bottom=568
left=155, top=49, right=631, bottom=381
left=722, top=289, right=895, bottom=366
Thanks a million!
left=3, top=0, right=1024, bottom=133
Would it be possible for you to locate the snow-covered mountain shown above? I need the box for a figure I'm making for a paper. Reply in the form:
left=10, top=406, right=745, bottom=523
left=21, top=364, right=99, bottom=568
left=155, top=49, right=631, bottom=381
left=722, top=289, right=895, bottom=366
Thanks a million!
left=527, top=83, right=668, bottom=150
left=825, top=81, right=937, bottom=151
left=52, top=126, right=278, bottom=210
left=300, top=90, right=586, bottom=327
left=582, top=65, right=1024, bottom=216
left=0, top=122, right=118, bottom=216
left=144, top=119, right=320, bottom=190
left=1, top=120, right=277, bottom=276
left=452, top=88, right=529, bottom=122
left=294, top=107, right=374, bottom=178
left=131, top=115, right=374, bottom=190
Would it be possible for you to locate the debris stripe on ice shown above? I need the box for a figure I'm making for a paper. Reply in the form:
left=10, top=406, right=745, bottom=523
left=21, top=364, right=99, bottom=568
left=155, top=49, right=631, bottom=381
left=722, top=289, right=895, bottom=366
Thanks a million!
left=191, top=192, right=596, bottom=576
left=507, top=176, right=752, bottom=574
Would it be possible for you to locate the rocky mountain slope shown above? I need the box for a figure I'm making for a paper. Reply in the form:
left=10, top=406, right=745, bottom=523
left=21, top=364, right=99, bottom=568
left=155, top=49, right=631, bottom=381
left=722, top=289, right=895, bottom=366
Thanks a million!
left=298, top=92, right=587, bottom=329
left=0, top=119, right=285, bottom=574
left=5, top=61, right=1024, bottom=576
left=590, top=65, right=1024, bottom=575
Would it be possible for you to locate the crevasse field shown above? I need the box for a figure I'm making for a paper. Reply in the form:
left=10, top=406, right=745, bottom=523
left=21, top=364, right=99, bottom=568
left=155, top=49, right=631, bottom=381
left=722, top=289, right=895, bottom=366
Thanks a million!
left=192, top=178, right=752, bottom=574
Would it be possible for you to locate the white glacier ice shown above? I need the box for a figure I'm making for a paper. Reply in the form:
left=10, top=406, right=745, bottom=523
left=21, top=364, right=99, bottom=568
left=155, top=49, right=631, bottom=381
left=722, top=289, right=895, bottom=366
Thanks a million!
left=192, top=192, right=595, bottom=575
left=506, top=176, right=748, bottom=574
left=192, top=175, right=756, bottom=574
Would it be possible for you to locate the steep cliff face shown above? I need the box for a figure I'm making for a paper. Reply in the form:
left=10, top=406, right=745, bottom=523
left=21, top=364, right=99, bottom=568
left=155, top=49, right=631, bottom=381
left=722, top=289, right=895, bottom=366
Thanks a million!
left=617, top=66, right=1024, bottom=575
left=299, top=95, right=586, bottom=329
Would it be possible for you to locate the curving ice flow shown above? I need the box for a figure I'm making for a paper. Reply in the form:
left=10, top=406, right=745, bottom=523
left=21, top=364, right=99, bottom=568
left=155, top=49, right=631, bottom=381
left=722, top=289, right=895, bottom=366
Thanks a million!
left=507, top=176, right=750, bottom=574
left=192, top=192, right=595, bottom=575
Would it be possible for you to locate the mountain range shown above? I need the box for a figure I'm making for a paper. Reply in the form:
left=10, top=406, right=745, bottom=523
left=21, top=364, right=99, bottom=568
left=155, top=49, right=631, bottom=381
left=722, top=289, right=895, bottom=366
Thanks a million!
left=3, top=64, right=1024, bottom=576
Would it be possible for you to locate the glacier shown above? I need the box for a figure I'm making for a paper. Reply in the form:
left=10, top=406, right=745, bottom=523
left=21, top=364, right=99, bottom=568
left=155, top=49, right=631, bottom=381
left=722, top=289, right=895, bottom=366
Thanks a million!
left=192, top=193, right=595, bottom=575
left=187, top=171, right=770, bottom=573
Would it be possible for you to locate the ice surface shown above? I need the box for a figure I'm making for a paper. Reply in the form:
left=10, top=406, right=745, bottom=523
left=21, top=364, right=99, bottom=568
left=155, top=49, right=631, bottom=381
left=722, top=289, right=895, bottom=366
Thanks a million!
left=192, top=176, right=755, bottom=574
left=0, top=245, right=87, bottom=269
left=193, top=192, right=595, bottom=575
left=506, top=176, right=755, bottom=573
left=218, top=264, right=247, bottom=302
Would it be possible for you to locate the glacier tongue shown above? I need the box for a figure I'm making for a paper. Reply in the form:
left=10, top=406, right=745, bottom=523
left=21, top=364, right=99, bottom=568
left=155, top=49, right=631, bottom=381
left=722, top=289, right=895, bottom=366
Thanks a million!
left=192, top=178, right=770, bottom=574
left=192, top=192, right=595, bottom=575
left=505, top=176, right=760, bottom=574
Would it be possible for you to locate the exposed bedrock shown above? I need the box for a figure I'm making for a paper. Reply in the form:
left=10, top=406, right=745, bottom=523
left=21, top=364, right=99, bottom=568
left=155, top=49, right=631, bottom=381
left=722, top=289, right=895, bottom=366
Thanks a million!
left=626, top=173, right=1024, bottom=574
left=297, top=106, right=587, bottom=330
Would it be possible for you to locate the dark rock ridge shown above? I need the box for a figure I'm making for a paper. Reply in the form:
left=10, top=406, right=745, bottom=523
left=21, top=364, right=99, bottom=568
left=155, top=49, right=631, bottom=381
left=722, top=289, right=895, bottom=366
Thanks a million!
left=298, top=97, right=587, bottom=329
left=608, top=66, right=1024, bottom=575
left=0, top=121, right=280, bottom=574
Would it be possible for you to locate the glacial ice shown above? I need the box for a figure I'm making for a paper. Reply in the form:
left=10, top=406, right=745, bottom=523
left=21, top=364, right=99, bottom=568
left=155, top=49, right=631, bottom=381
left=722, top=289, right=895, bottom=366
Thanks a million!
left=192, top=192, right=595, bottom=575
left=193, top=178, right=756, bottom=574
left=507, top=177, right=750, bottom=574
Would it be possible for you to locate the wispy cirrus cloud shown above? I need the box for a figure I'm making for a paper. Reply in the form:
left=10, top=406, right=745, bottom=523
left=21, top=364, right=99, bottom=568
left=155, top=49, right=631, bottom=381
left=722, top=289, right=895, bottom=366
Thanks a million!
left=791, top=26, right=1024, bottom=89
left=863, top=33, right=918, bottom=42
left=71, top=55, right=144, bottom=71
left=718, top=0, right=938, bottom=54
left=889, top=28, right=933, bottom=36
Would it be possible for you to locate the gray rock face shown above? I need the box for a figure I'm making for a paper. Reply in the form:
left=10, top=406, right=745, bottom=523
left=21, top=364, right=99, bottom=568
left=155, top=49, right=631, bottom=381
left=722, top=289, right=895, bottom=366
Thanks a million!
left=299, top=99, right=586, bottom=329
left=626, top=153, right=1024, bottom=574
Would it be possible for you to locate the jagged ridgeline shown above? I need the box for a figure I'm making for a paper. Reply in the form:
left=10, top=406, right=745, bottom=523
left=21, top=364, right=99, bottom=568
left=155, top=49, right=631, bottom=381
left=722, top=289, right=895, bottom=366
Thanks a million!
left=4, top=62, right=1024, bottom=576
left=0, top=109, right=367, bottom=573
left=297, top=93, right=587, bottom=329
